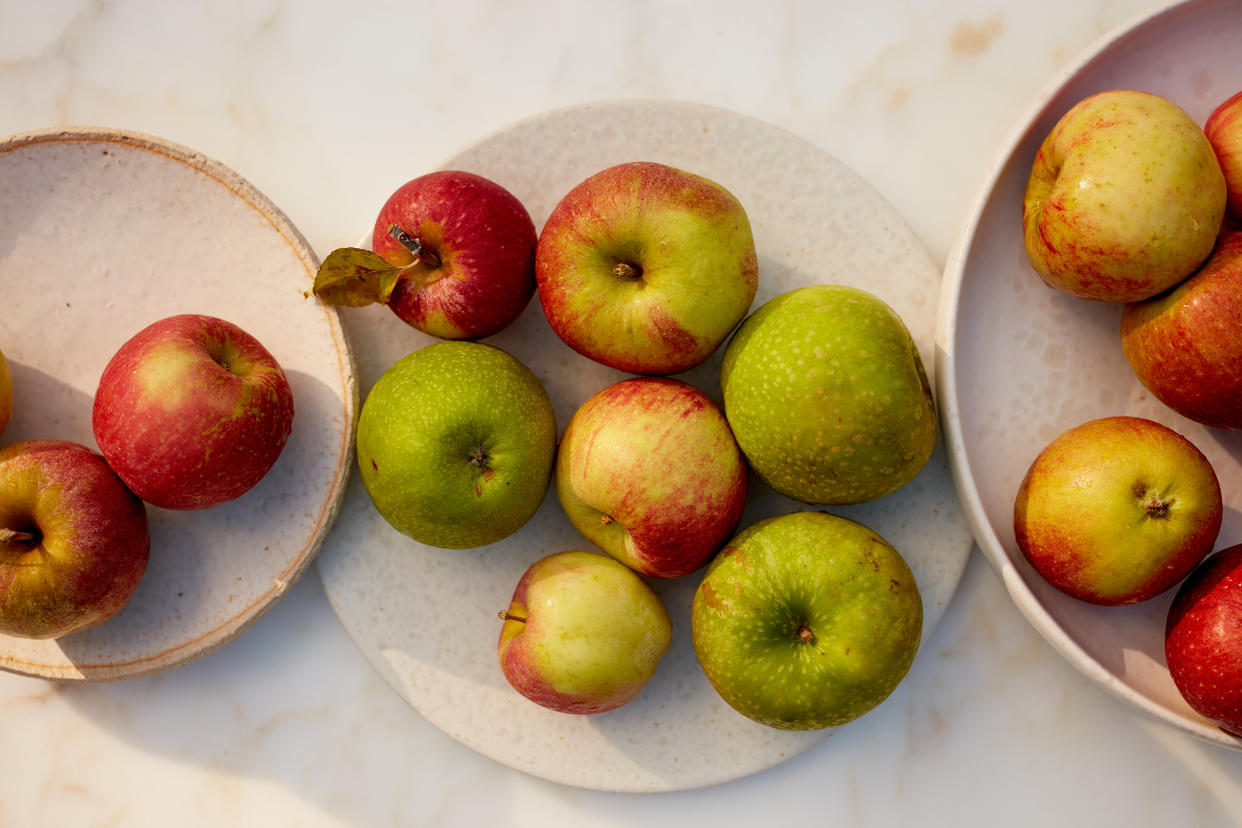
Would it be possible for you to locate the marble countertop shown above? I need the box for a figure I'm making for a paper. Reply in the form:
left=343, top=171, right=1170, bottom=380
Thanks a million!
left=4, top=0, right=1242, bottom=825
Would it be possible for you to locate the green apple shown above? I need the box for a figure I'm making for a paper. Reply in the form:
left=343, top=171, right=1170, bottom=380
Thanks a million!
left=535, top=161, right=758, bottom=375
left=1013, top=416, right=1222, bottom=605
left=1022, top=89, right=1226, bottom=302
left=720, top=285, right=936, bottom=505
left=356, top=341, right=557, bottom=549
left=691, top=511, right=922, bottom=730
left=0, top=346, right=10, bottom=437
left=498, top=550, right=672, bottom=714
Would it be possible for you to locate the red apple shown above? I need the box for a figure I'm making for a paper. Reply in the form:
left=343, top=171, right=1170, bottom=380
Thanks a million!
left=1121, top=231, right=1242, bottom=428
left=555, top=377, right=748, bottom=578
left=1166, top=544, right=1242, bottom=737
left=92, top=314, right=295, bottom=510
left=1205, top=89, right=1242, bottom=222
left=0, top=440, right=149, bottom=639
left=1013, top=416, right=1222, bottom=606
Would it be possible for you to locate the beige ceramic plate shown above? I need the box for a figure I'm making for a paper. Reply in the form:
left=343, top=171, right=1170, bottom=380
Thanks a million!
left=0, top=127, right=357, bottom=680
left=939, top=0, right=1242, bottom=749
left=317, top=101, right=972, bottom=792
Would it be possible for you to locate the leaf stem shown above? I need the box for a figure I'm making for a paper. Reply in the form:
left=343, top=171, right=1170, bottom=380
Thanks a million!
left=388, top=224, right=441, bottom=268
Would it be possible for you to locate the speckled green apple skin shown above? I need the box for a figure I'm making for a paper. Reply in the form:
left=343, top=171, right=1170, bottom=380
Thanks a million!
left=0, top=346, right=11, bottom=437
left=720, top=285, right=936, bottom=505
left=691, top=511, right=922, bottom=731
left=356, top=341, right=557, bottom=549
left=1022, top=89, right=1226, bottom=302
left=498, top=551, right=672, bottom=714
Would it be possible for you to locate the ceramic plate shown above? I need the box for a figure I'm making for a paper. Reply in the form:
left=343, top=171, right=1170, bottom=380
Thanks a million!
left=316, top=100, right=973, bottom=792
left=938, top=0, right=1242, bottom=749
left=0, top=127, right=357, bottom=680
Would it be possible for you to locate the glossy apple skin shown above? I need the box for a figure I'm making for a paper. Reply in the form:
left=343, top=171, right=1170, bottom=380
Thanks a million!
left=555, top=377, right=748, bottom=578
left=0, top=440, right=149, bottom=639
left=1013, top=416, right=1222, bottom=606
left=1022, top=90, right=1226, bottom=302
left=535, top=161, right=758, bottom=374
left=372, top=170, right=537, bottom=340
left=1121, top=231, right=1242, bottom=428
left=498, top=551, right=672, bottom=714
left=0, top=346, right=10, bottom=437
left=1205, top=90, right=1242, bottom=222
left=1166, top=544, right=1242, bottom=737
left=92, top=314, right=295, bottom=510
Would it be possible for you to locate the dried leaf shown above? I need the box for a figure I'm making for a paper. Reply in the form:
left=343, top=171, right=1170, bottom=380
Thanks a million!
left=311, top=247, right=406, bottom=307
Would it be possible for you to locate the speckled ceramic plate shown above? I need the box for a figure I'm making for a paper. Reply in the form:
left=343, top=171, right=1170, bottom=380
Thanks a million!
left=939, top=0, right=1242, bottom=750
left=0, top=127, right=357, bottom=681
left=316, top=100, right=973, bottom=792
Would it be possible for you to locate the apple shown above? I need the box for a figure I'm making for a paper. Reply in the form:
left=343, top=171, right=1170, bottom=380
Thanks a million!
left=1205, top=89, right=1242, bottom=222
left=535, top=161, right=757, bottom=375
left=1022, top=89, right=1226, bottom=302
left=720, top=285, right=936, bottom=505
left=92, top=314, right=295, bottom=511
left=1013, top=416, right=1222, bottom=606
left=0, top=346, right=10, bottom=437
left=555, top=377, right=747, bottom=579
left=497, top=550, right=672, bottom=714
left=356, top=341, right=556, bottom=549
left=0, top=440, right=149, bottom=639
left=1165, top=544, right=1242, bottom=737
left=691, top=511, right=922, bottom=730
left=1121, top=231, right=1242, bottom=428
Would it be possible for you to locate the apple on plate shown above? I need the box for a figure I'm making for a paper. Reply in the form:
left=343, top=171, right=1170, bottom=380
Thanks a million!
left=555, top=377, right=747, bottom=579
left=312, top=170, right=537, bottom=341
left=1205, top=89, right=1242, bottom=222
left=1121, top=231, right=1242, bottom=428
left=498, top=550, right=672, bottom=714
left=1165, top=544, right=1242, bottom=737
left=535, top=161, right=758, bottom=375
left=0, top=346, right=10, bottom=437
left=1022, top=89, right=1226, bottom=302
left=0, top=440, right=149, bottom=639
left=691, top=511, right=923, bottom=730
left=356, top=341, right=557, bottom=549
left=720, top=285, right=937, bottom=505
left=1013, top=416, right=1222, bottom=606
left=92, top=314, right=295, bottom=511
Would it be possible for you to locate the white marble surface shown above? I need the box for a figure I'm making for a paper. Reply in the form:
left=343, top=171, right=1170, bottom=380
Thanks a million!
left=3, top=0, right=1242, bottom=825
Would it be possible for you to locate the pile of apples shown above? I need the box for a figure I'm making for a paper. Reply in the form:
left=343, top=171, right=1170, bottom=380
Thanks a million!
left=315, top=161, right=938, bottom=730
left=1015, top=88, right=1242, bottom=736
left=0, top=314, right=295, bottom=639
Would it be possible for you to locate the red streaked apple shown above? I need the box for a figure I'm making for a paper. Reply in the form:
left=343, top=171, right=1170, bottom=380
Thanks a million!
left=92, top=314, right=295, bottom=511
left=1121, top=231, right=1242, bottom=428
left=1205, top=89, right=1242, bottom=222
left=535, top=161, right=758, bottom=375
left=498, top=550, right=672, bottom=714
left=1013, top=416, right=1222, bottom=606
left=0, top=346, right=10, bottom=437
left=1022, top=89, right=1226, bottom=302
left=554, top=377, right=748, bottom=578
left=0, top=440, right=149, bottom=639
left=1165, top=544, right=1242, bottom=737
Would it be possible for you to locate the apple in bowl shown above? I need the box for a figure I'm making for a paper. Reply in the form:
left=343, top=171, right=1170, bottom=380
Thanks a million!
left=1205, top=89, right=1242, bottom=222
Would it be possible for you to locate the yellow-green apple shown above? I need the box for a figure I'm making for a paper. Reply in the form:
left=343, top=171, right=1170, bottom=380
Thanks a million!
left=0, top=440, right=149, bottom=639
left=1205, top=90, right=1242, bottom=222
left=1013, top=416, right=1222, bottom=606
left=535, top=161, right=757, bottom=375
left=1022, top=89, right=1226, bottom=302
left=1121, top=231, right=1242, bottom=428
left=92, top=314, right=295, bottom=511
left=1165, top=544, right=1242, bottom=737
left=691, top=511, right=922, bottom=730
left=0, top=346, right=10, bottom=437
left=356, top=341, right=556, bottom=549
left=312, top=170, right=537, bottom=341
left=555, top=377, right=747, bottom=578
left=497, top=550, right=672, bottom=714
left=720, top=285, right=936, bottom=505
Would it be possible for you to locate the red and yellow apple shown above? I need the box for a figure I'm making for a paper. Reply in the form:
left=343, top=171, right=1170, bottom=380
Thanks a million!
left=1013, top=416, right=1222, bottom=606
left=92, top=314, right=295, bottom=510
left=535, top=161, right=758, bottom=375
left=555, top=377, right=748, bottom=578
left=1205, top=89, right=1242, bottom=222
left=0, top=440, right=149, bottom=639
left=1121, top=231, right=1242, bottom=428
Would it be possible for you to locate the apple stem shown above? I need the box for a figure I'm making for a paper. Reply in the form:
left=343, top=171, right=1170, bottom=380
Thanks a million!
left=600, top=514, right=613, bottom=525
left=498, top=610, right=527, bottom=624
left=612, top=262, right=641, bottom=280
left=387, top=224, right=441, bottom=269
left=0, top=528, right=36, bottom=544
left=797, top=625, right=815, bottom=645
